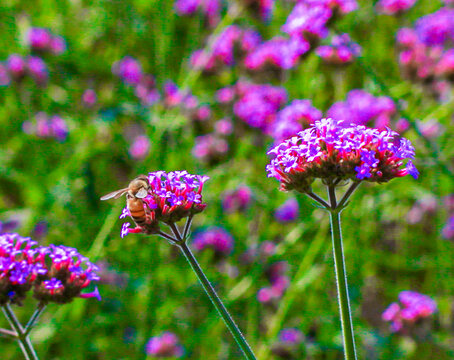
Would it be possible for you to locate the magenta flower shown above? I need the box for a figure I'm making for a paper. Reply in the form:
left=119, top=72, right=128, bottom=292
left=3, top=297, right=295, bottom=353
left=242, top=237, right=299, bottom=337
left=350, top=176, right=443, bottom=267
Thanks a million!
left=145, top=332, right=184, bottom=358
left=112, top=56, right=143, bottom=85
left=27, top=56, right=48, bottom=85
left=27, top=28, right=52, bottom=51
left=222, top=185, right=253, bottom=213
left=23, top=113, right=68, bottom=141
left=192, top=227, right=234, bottom=255
left=192, top=134, right=229, bottom=163
left=273, top=99, right=322, bottom=141
left=257, top=261, right=289, bottom=304
left=120, top=171, right=209, bottom=238
left=135, top=74, right=160, bottom=106
left=442, top=214, right=454, bottom=240
left=415, top=8, right=454, bottom=47
left=267, top=118, right=418, bottom=193
left=82, top=89, right=98, bottom=107
left=316, top=33, right=361, bottom=66
left=279, top=328, right=303, bottom=344
left=0, top=63, right=10, bottom=86
left=376, top=0, right=416, bottom=15
left=7, top=54, right=26, bottom=79
left=129, top=135, right=151, bottom=160
left=274, top=198, right=299, bottom=223
left=244, top=36, right=310, bottom=71
left=382, top=291, right=437, bottom=332
left=234, top=82, right=287, bottom=133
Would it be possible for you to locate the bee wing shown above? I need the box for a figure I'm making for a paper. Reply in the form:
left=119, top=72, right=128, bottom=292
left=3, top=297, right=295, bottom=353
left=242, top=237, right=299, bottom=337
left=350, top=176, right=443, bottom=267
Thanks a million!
left=135, top=188, right=148, bottom=199
left=100, top=188, right=129, bottom=201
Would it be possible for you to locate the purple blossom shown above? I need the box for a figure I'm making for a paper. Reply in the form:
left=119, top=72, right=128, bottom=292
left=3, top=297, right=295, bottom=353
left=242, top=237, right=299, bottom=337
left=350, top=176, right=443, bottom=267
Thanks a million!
left=27, top=56, right=48, bottom=85
left=376, top=0, right=416, bottom=15
left=279, top=328, right=303, bottom=344
left=145, top=332, right=184, bottom=358
left=192, top=134, right=229, bottom=163
left=129, top=135, right=151, bottom=160
left=267, top=118, right=418, bottom=192
left=0, top=64, right=10, bottom=86
left=112, top=56, right=143, bottom=85
left=82, top=89, right=97, bottom=107
left=382, top=291, right=437, bottom=333
left=274, top=198, right=299, bottom=222
left=415, top=8, right=454, bottom=47
left=222, top=185, right=253, bottom=213
left=23, top=113, right=68, bottom=141
left=316, top=33, right=361, bottom=65
left=7, top=54, right=26, bottom=78
left=442, top=214, right=454, bottom=240
left=192, top=227, right=234, bottom=255
left=27, top=28, right=52, bottom=50
left=44, top=278, right=64, bottom=291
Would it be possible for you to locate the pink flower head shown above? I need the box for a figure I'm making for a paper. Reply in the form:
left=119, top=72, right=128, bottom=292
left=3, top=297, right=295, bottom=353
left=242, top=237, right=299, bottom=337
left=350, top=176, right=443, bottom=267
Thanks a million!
left=244, top=36, right=310, bottom=71
left=27, top=56, right=48, bottom=85
left=192, top=227, right=234, bottom=255
left=376, top=0, right=417, bottom=16
left=214, top=118, right=233, bottom=135
left=415, top=8, right=454, bottom=47
left=27, top=27, right=52, bottom=50
left=442, top=214, right=454, bottom=240
left=222, top=185, right=253, bottom=213
left=82, top=89, right=97, bottom=107
left=112, top=56, right=143, bottom=85
left=267, top=118, right=418, bottom=193
left=7, top=54, right=26, bottom=78
left=274, top=198, right=299, bottom=222
left=316, top=33, right=361, bottom=65
left=120, top=171, right=209, bottom=237
left=145, top=332, right=184, bottom=357
left=304, top=0, right=358, bottom=15
left=23, top=113, right=68, bottom=141
left=50, top=36, right=66, bottom=55
left=0, top=64, right=10, bottom=86
left=175, top=0, right=200, bottom=14
left=129, top=135, right=151, bottom=160
left=192, top=134, right=228, bottom=163
left=273, top=99, right=322, bottom=141
left=382, top=291, right=437, bottom=332
left=233, top=82, right=287, bottom=133
left=279, top=328, right=304, bottom=345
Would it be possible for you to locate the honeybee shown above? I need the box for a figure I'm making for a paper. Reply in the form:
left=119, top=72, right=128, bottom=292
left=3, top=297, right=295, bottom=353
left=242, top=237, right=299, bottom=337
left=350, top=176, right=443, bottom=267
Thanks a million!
left=100, top=175, right=152, bottom=229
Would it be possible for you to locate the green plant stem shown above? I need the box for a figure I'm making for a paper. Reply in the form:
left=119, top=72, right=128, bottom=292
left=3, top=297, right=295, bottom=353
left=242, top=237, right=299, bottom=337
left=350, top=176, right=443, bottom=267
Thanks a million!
left=24, top=304, right=46, bottom=336
left=1, top=304, right=39, bottom=360
left=327, top=186, right=357, bottom=360
left=177, top=241, right=257, bottom=360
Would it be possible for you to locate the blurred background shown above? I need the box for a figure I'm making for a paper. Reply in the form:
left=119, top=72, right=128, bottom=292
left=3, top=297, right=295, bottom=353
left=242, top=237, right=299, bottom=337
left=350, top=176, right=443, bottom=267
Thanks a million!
left=0, top=0, right=453, bottom=358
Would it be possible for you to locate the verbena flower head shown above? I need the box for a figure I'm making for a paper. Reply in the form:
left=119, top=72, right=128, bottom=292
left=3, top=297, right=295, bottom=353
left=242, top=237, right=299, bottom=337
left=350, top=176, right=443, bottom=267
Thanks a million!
left=33, top=245, right=100, bottom=304
left=275, top=198, right=299, bottom=223
left=266, top=118, right=418, bottom=193
left=258, top=261, right=289, bottom=304
left=0, top=234, right=44, bottom=305
left=442, top=214, right=454, bottom=240
left=22, top=113, right=69, bottom=142
left=0, top=234, right=100, bottom=305
left=382, top=291, right=437, bottom=332
left=279, top=328, right=304, bottom=345
left=27, top=56, right=48, bottom=85
left=376, top=0, right=417, bottom=16
left=82, top=89, right=97, bottom=107
left=192, top=227, right=234, bottom=255
left=112, top=56, right=143, bottom=85
left=273, top=99, right=322, bottom=141
left=415, top=8, right=454, bottom=47
left=120, top=171, right=209, bottom=237
left=316, top=33, right=361, bottom=66
left=244, top=36, right=310, bottom=71
left=145, top=332, right=184, bottom=358
left=129, top=135, right=151, bottom=160
left=222, top=185, right=253, bottom=213
left=192, top=134, right=229, bottom=164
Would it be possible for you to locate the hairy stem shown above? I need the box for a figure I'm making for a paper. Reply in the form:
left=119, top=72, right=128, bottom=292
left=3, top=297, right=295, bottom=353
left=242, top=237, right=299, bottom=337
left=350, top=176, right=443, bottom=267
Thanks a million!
left=25, top=304, right=46, bottom=336
left=2, top=304, right=39, bottom=360
left=177, top=240, right=256, bottom=360
left=327, top=186, right=357, bottom=360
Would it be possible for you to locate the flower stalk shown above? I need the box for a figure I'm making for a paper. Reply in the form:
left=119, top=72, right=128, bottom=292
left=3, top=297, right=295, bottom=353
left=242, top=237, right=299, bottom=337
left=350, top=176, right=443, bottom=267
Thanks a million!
left=165, top=221, right=257, bottom=360
left=1, top=304, right=40, bottom=360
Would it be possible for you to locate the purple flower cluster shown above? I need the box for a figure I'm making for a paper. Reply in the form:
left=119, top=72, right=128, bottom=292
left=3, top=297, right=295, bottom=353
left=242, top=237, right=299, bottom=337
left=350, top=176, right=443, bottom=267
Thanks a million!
left=382, top=291, right=437, bottom=332
left=273, top=99, right=322, bottom=141
left=145, top=332, right=184, bottom=358
left=222, top=185, right=253, bottom=213
left=327, top=89, right=396, bottom=129
left=192, top=134, right=229, bottom=164
left=129, top=135, right=151, bottom=160
left=163, top=81, right=198, bottom=110
left=233, top=82, right=288, bottom=133
left=271, top=328, right=304, bottom=359
left=257, top=261, right=289, bottom=304
left=112, top=57, right=160, bottom=106
left=120, top=171, right=209, bottom=237
left=27, top=27, right=66, bottom=55
left=282, top=0, right=357, bottom=46
left=267, top=118, right=418, bottom=193
left=82, top=89, right=98, bottom=107
left=274, top=198, right=299, bottom=223
left=376, top=0, right=417, bottom=16
left=0, top=54, right=48, bottom=86
left=316, top=33, right=361, bottom=66
left=192, top=227, right=234, bottom=255
left=22, top=112, right=69, bottom=141
left=0, top=233, right=100, bottom=305
left=396, top=6, right=454, bottom=97
left=442, top=195, right=454, bottom=240
left=174, top=0, right=221, bottom=27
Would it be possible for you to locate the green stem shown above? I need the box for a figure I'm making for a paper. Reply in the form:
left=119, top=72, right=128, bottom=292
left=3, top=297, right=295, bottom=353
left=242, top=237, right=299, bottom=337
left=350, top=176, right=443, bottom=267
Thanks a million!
left=24, top=304, right=46, bottom=336
left=327, top=186, right=357, bottom=360
left=2, top=305, right=39, bottom=360
left=177, top=241, right=257, bottom=360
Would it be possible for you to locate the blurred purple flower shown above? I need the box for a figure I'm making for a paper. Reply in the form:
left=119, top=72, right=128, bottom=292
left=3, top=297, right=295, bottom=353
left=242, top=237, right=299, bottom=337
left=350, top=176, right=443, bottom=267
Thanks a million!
left=50, top=36, right=67, bottom=55
left=7, top=54, right=26, bottom=78
left=146, top=332, right=184, bottom=358
left=112, top=56, right=143, bottom=85
left=192, top=134, right=228, bottom=163
left=376, top=0, right=416, bottom=15
left=23, top=113, right=68, bottom=141
left=27, top=27, right=52, bottom=50
left=415, top=8, right=454, bottom=47
left=214, top=118, right=233, bottom=135
left=316, top=33, right=361, bottom=66
left=192, top=227, right=234, bottom=255
left=222, top=185, right=253, bottom=213
left=0, top=64, right=10, bottom=86
left=442, top=214, right=454, bottom=240
left=27, top=56, right=48, bottom=85
left=382, top=291, right=437, bottom=332
left=275, top=198, right=299, bottom=223
left=82, top=89, right=97, bottom=107
left=279, top=328, right=304, bottom=344
left=129, top=135, right=151, bottom=160
left=406, top=195, right=438, bottom=224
